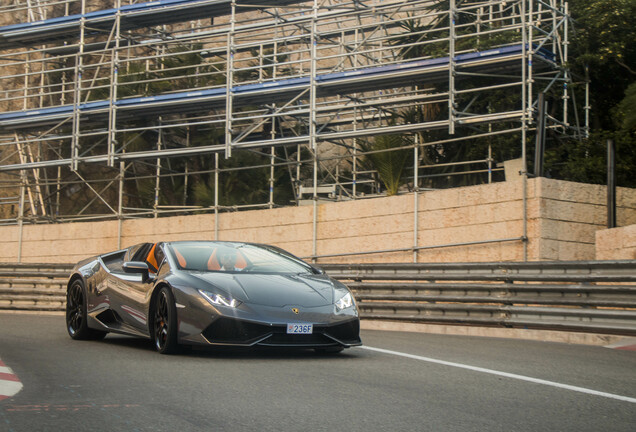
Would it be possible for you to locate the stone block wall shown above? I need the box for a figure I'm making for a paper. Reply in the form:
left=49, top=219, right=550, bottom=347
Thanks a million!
left=535, top=179, right=636, bottom=260
left=0, top=219, right=119, bottom=264
left=0, top=177, right=634, bottom=264
left=596, top=225, right=636, bottom=260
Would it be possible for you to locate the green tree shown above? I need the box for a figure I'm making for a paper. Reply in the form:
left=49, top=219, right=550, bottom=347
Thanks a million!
left=543, top=0, right=636, bottom=187
left=360, top=134, right=413, bottom=196
left=545, top=129, right=636, bottom=186
left=570, top=0, right=636, bottom=130
left=615, top=82, right=636, bottom=132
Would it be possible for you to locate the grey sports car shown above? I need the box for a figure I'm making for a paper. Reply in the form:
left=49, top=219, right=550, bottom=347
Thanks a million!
left=66, top=241, right=361, bottom=354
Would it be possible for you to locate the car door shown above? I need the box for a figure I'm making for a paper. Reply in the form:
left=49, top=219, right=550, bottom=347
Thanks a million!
left=112, top=270, right=153, bottom=334
left=102, top=243, right=154, bottom=335
left=116, top=243, right=167, bottom=334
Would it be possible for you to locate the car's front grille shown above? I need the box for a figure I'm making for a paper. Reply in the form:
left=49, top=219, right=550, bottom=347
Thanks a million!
left=202, top=317, right=273, bottom=344
left=261, top=331, right=335, bottom=346
left=202, top=317, right=360, bottom=347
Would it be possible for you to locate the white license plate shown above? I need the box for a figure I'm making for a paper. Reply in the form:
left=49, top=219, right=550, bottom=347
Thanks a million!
left=287, top=323, right=313, bottom=334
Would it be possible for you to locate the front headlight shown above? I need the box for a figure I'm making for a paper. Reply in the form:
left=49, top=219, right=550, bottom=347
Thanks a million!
left=335, top=292, right=354, bottom=311
left=199, top=289, right=242, bottom=308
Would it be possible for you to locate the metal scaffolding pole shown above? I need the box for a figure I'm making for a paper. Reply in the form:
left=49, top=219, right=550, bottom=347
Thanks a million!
left=413, top=134, right=419, bottom=263
left=448, top=0, right=456, bottom=135
left=311, top=0, right=318, bottom=263
left=225, top=0, right=236, bottom=159
left=154, top=119, right=162, bottom=218
left=0, top=0, right=578, bottom=240
left=117, top=159, right=124, bottom=249
left=17, top=170, right=26, bottom=262
left=521, top=0, right=529, bottom=261
left=214, top=152, right=219, bottom=240
left=71, top=0, right=86, bottom=172
left=107, top=0, right=122, bottom=167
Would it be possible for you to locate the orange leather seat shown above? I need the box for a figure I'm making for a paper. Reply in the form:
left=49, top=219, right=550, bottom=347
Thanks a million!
left=207, top=250, right=220, bottom=270
left=174, top=249, right=187, bottom=268
left=147, top=243, right=159, bottom=273
left=207, top=248, right=247, bottom=270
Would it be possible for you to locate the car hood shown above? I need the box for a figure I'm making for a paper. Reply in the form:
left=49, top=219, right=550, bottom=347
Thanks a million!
left=190, top=272, right=336, bottom=307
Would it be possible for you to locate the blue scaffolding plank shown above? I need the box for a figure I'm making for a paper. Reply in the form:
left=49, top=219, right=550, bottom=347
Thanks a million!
left=0, top=45, right=555, bottom=131
left=0, top=0, right=306, bottom=49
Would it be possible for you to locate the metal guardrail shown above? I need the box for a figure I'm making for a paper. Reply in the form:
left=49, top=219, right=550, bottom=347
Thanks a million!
left=319, top=261, right=636, bottom=336
left=1, top=261, right=635, bottom=336
left=0, top=263, right=71, bottom=311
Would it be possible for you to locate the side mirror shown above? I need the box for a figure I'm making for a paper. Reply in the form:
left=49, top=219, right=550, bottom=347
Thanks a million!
left=311, top=266, right=325, bottom=275
left=123, top=261, right=150, bottom=281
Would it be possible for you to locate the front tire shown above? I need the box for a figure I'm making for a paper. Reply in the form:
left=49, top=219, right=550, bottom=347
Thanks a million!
left=66, top=279, right=107, bottom=340
left=153, top=287, right=179, bottom=354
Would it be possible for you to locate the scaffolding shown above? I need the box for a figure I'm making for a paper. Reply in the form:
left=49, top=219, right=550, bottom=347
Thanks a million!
left=0, top=0, right=585, bottom=254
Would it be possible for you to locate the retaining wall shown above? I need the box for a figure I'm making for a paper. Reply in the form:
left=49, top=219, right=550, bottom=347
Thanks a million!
left=596, top=224, right=636, bottom=260
left=1, top=177, right=634, bottom=263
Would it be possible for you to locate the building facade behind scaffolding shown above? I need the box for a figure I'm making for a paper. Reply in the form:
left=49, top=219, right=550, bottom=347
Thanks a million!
left=0, top=0, right=585, bottom=226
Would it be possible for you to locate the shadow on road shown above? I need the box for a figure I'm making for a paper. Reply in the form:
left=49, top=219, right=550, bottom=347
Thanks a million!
left=99, top=334, right=361, bottom=360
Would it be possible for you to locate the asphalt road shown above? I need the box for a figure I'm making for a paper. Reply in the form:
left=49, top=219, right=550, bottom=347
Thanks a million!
left=0, top=313, right=634, bottom=432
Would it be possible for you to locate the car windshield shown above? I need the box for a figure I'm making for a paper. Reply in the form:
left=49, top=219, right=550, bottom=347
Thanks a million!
left=166, top=242, right=314, bottom=274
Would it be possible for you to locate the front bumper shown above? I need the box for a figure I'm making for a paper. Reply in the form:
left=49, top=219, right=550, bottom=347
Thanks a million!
left=201, top=316, right=362, bottom=348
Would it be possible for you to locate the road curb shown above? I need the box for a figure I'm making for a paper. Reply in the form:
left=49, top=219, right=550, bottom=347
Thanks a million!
left=360, top=320, right=627, bottom=346
left=0, top=359, right=23, bottom=402
left=604, top=337, right=636, bottom=351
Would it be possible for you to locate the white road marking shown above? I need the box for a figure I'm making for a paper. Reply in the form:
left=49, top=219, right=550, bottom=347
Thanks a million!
left=0, top=359, right=23, bottom=400
left=361, top=345, right=636, bottom=404
left=0, top=380, right=23, bottom=398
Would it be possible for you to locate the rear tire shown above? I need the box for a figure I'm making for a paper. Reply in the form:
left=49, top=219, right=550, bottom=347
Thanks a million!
left=153, top=287, right=179, bottom=354
left=66, top=279, right=107, bottom=341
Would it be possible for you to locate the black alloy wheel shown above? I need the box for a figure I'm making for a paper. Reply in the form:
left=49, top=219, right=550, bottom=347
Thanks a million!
left=154, top=287, right=179, bottom=354
left=66, top=279, right=106, bottom=340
